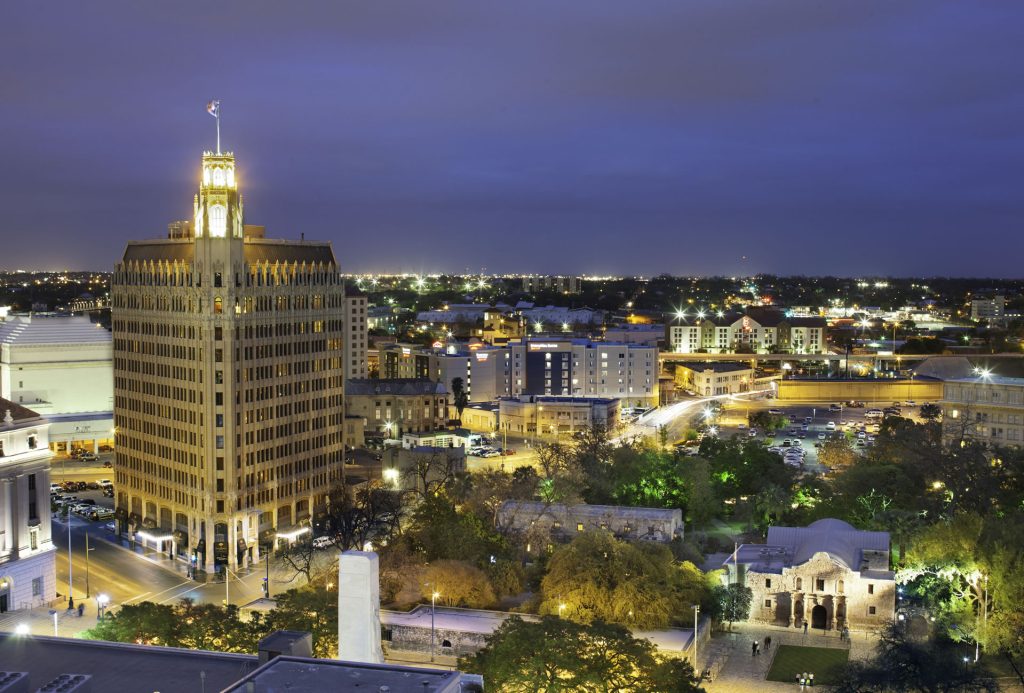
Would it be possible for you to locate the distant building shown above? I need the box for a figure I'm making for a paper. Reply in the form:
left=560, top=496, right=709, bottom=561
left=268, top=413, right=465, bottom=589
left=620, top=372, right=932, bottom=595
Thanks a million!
left=499, top=395, right=619, bottom=438
left=723, top=518, right=895, bottom=632
left=427, top=346, right=508, bottom=403
left=602, top=324, right=664, bottom=346
left=343, top=286, right=369, bottom=379
left=459, top=402, right=500, bottom=433
left=521, top=275, right=582, bottom=295
left=667, top=309, right=826, bottom=355
left=519, top=305, right=603, bottom=329
left=0, top=399, right=56, bottom=613
left=970, top=295, right=1006, bottom=326
left=345, top=379, right=449, bottom=438
left=497, top=500, right=683, bottom=545
left=379, top=343, right=431, bottom=380
left=674, top=362, right=755, bottom=396
left=942, top=374, right=1024, bottom=447
left=0, top=314, right=113, bottom=455
left=506, top=338, right=658, bottom=408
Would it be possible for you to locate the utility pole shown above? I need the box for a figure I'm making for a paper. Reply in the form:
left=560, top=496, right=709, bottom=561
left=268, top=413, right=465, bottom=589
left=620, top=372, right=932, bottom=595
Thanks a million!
left=85, top=533, right=91, bottom=598
left=67, top=517, right=74, bottom=609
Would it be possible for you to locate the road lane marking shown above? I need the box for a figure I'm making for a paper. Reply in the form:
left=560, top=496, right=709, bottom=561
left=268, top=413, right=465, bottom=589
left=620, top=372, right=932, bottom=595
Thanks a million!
left=124, top=591, right=152, bottom=603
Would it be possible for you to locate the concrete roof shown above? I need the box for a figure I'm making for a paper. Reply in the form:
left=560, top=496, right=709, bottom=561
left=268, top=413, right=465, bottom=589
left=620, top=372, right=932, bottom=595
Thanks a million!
left=0, top=315, right=110, bottom=346
left=677, top=362, right=752, bottom=374
left=0, top=633, right=258, bottom=693
left=224, top=656, right=466, bottom=693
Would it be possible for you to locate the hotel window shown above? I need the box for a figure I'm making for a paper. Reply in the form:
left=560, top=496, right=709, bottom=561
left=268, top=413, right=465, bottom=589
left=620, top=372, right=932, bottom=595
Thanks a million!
left=32, top=577, right=42, bottom=597
left=868, top=584, right=874, bottom=595
left=577, top=523, right=584, bottom=532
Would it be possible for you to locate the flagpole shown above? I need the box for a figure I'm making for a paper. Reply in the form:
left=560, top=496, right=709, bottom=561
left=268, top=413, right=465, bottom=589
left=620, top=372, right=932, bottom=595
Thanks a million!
left=216, top=108, right=221, bottom=154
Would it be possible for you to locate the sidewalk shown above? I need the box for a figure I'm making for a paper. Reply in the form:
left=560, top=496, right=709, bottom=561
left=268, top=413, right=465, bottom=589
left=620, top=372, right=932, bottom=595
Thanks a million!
left=0, top=600, right=101, bottom=639
left=703, top=622, right=876, bottom=693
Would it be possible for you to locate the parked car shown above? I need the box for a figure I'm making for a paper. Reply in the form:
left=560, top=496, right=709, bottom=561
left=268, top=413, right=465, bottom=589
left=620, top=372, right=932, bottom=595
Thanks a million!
left=89, top=508, right=115, bottom=521
left=79, top=453, right=98, bottom=462
left=826, top=421, right=836, bottom=430
left=768, top=409, right=782, bottom=415
left=829, top=404, right=841, bottom=412
left=102, top=461, right=113, bottom=468
left=312, top=536, right=334, bottom=550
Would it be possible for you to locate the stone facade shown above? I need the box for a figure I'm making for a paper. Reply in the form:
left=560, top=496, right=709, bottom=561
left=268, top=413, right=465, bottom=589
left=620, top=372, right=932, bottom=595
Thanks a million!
left=497, top=501, right=683, bottom=545
left=0, top=399, right=56, bottom=612
left=112, top=149, right=346, bottom=573
left=724, top=519, right=895, bottom=632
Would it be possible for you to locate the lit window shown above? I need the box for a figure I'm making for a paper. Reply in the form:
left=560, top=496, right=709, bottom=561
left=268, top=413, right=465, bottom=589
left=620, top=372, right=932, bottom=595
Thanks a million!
left=209, top=204, right=227, bottom=237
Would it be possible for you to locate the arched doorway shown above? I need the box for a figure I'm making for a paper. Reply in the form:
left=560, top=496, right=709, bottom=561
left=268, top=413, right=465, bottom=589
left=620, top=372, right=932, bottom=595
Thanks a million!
left=811, top=605, right=827, bottom=630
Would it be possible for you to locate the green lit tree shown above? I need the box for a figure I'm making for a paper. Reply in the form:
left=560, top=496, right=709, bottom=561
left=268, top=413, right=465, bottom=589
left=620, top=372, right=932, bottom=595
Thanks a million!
left=460, top=616, right=704, bottom=693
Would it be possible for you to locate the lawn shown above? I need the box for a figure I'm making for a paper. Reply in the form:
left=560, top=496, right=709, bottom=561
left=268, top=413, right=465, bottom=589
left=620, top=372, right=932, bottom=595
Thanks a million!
left=766, top=644, right=850, bottom=685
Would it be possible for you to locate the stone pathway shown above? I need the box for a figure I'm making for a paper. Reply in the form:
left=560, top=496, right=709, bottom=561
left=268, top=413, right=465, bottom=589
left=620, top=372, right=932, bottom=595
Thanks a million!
left=702, top=622, right=875, bottom=693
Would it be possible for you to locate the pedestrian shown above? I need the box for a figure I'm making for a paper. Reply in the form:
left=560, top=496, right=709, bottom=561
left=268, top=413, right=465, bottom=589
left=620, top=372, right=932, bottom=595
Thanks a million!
left=809, top=672, right=815, bottom=686
left=764, top=635, right=772, bottom=651
left=752, top=640, right=757, bottom=656
left=77, top=603, right=84, bottom=618
left=755, top=641, right=760, bottom=655
left=843, top=626, right=849, bottom=642
left=803, top=621, right=808, bottom=635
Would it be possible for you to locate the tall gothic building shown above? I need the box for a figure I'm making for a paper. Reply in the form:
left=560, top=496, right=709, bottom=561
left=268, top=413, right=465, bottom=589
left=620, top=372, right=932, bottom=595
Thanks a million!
left=112, top=149, right=345, bottom=573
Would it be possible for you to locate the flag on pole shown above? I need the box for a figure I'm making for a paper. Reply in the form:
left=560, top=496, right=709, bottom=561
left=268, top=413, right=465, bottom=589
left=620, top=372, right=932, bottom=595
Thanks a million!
left=207, top=100, right=220, bottom=117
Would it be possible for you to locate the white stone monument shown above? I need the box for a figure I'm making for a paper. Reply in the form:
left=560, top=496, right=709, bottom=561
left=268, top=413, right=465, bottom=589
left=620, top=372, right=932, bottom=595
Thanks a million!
left=337, top=550, right=385, bottom=664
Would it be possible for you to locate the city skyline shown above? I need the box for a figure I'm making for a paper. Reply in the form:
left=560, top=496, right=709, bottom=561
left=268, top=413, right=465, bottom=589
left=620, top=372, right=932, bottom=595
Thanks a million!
left=3, top=1, right=1023, bottom=277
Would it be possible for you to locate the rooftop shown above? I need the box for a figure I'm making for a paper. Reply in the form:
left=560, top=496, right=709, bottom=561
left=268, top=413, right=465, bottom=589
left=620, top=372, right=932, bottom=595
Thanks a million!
left=0, top=633, right=258, bottom=693
left=346, top=378, right=448, bottom=396
left=0, top=315, right=110, bottom=346
left=225, top=656, right=469, bottom=693
left=678, top=361, right=752, bottom=373
left=725, top=518, right=892, bottom=575
left=0, top=397, right=43, bottom=424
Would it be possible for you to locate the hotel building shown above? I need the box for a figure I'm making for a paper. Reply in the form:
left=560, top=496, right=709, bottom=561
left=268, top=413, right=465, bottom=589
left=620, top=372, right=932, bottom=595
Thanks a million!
left=111, top=148, right=345, bottom=573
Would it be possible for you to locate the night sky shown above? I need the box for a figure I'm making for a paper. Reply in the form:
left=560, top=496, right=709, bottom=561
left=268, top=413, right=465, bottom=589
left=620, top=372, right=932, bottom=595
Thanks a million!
left=3, top=1, right=1022, bottom=277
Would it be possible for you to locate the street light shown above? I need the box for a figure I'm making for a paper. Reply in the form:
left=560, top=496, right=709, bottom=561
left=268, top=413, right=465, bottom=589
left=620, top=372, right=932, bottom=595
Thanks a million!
left=97, top=594, right=110, bottom=620
left=692, top=605, right=701, bottom=672
left=430, top=589, right=440, bottom=662
left=15, top=623, right=29, bottom=636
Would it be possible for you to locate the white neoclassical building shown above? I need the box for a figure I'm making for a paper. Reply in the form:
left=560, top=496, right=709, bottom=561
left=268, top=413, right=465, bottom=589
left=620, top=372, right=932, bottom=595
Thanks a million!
left=0, top=314, right=114, bottom=455
left=723, top=519, right=895, bottom=632
left=0, top=398, right=56, bottom=613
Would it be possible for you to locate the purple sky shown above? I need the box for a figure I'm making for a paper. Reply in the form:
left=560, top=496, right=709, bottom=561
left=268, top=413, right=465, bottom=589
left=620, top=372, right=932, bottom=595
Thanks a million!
left=2, top=1, right=1022, bottom=276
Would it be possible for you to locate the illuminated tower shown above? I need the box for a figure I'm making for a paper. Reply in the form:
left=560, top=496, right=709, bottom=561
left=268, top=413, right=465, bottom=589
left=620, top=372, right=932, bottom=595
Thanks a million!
left=112, top=149, right=345, bottom=574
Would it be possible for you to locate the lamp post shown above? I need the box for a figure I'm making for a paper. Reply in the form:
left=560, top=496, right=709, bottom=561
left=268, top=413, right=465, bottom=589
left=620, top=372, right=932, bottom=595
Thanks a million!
left=67, top=515, right=74, bottom=609
left=85, top=532, right=93, bottom=598
left=96, top=594, right=109, bottom=620
left=430, top=588, right=440, bottom=662
left=692, top=605, right=701, bottom=672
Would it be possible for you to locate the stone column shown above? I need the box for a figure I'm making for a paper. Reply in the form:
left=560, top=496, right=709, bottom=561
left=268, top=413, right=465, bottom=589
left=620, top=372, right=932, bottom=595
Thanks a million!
left=788, top=591, right=796, bottom=627
left=203, top=521, right=215, bottom=573
left=228, top=519, right=238, bottom=571
left=0, top=479, right=13, bottom=557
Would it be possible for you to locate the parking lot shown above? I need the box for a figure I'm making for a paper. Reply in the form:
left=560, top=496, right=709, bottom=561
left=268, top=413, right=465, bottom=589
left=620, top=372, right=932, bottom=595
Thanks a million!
left=715, top=399, right=928, bottom=473
left=51, top=479, right=116, bottom=524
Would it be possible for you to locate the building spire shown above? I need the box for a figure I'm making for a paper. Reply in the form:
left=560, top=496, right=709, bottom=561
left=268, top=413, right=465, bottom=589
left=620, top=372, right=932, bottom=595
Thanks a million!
left=206, top=100, right=222, bottom=154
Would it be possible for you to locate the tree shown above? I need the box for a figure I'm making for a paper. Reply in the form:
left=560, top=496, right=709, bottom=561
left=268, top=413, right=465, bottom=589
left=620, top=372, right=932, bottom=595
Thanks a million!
left=748, top=411, right=786, bottom=433
left=832, top=622, right=997, bottom=693
left=710, top=583, right=752, bottom=631
left=451, top=377, right=469, bottom=420
left=682, top=456, right=717, bottom=528
left=407, top=493, right=507, bottom=568
left=539, top=531, right=708, bottom=628
left=920, top=402, right=943, bottom=422
left=403, top=447, right=464, bottom=500
left=321, top=480, right=403, bottom=552
left=818, top=435, right=857, bottom=470
left=460, top=616, right=703, bottom=693
left=535, top=443, right=586, bottom=505
left=265, top=585, right=339, bottom=658
left=422, top=559, right=497, bottom=608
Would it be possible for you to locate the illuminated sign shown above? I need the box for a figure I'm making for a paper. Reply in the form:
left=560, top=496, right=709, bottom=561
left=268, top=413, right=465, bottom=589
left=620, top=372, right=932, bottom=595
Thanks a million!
left=431, top=341, right=443, bottom=349
left=528, top=343, right=564, bottom=350
left=476, top=352, right=490, bottom=362
left=401, top=347, right=411, bottom=357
